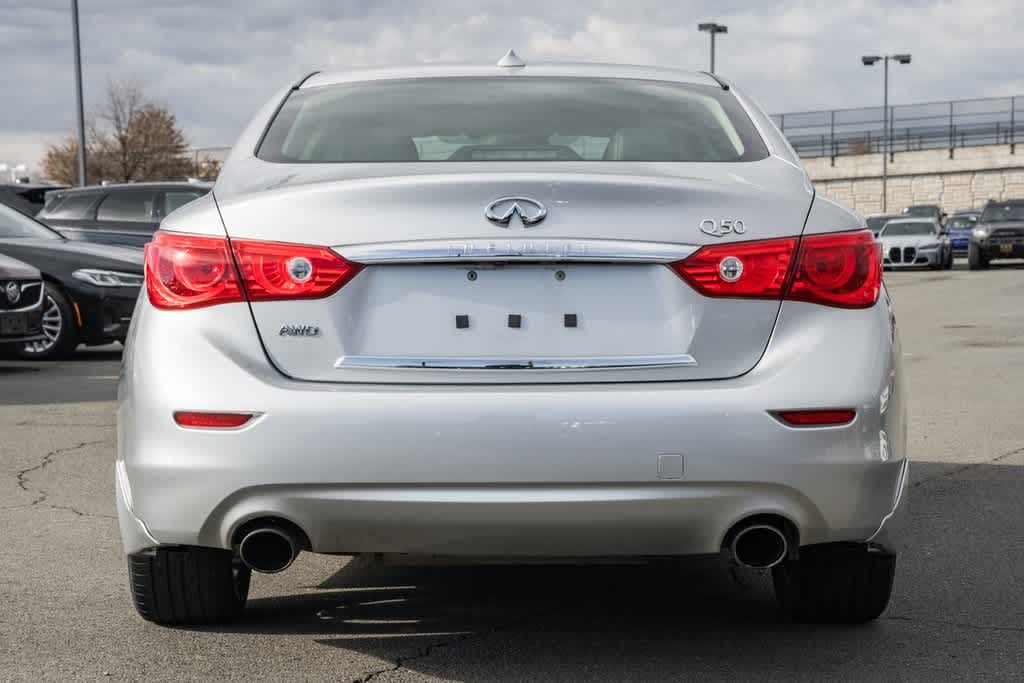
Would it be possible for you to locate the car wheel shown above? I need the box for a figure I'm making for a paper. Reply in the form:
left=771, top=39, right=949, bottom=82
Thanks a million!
left=771, top=544, right=896, bottom=623
left=15, top=284, right=79, bottom=360
left=128, top=547, right=251, bottom=625
left=967, top=242, right=988, bottom=270
left=944, top=247, right=954, bottom=269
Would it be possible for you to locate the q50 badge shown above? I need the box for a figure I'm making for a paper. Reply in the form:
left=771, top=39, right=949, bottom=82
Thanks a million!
left=700, top=218, right=747, bottom=238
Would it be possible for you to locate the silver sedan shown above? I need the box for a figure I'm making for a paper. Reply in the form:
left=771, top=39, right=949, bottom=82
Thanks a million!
left=117, top=56, right=907, bottom=626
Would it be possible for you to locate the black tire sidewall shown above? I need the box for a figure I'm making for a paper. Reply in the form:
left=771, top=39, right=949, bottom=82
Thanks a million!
left=15, top=284, right=79, bottom=361
left=968, top=243, right=983, bottom=269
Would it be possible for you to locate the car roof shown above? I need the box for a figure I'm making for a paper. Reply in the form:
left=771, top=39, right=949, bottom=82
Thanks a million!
left=883, top=217, right=939, bottom=225
left=55, top=181, right=212, bottom=194
left=302, top=61, right=723, bottom=90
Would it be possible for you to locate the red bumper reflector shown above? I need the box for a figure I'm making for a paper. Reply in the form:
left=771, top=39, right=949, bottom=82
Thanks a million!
left=776, top=409, right=856, bottom=426
left=173, top=411, right=254, bottom=429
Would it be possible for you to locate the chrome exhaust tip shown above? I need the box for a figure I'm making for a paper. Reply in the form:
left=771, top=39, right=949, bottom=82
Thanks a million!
left=730, top=524, right=788, bottom=569
left=238, top=526, right=300, bottom=573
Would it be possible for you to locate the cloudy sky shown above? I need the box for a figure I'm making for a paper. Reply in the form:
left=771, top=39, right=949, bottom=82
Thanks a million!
left=2, top=0, right=1022, bottom=175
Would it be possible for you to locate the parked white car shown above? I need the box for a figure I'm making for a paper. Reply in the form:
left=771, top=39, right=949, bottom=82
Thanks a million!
left=880, top=218, right=953, bottom=269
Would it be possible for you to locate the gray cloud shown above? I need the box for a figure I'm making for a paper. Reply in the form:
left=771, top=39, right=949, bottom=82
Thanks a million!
left=2, top=0, right=1022, bottom=174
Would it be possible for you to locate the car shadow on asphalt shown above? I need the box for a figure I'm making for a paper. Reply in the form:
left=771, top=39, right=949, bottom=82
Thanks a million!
left=178, top=459, right=1021, bottom=679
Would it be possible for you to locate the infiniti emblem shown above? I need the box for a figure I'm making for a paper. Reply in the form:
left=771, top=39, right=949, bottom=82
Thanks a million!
left=4, top=282, right=20, bottom=304
left=484, top=196, right=547, bottom=227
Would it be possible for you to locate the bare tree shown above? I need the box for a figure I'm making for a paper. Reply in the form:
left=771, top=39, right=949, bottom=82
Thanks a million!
left=40, top=138, right=86, bottom=186
left=40, top=79, right=192, bottom=185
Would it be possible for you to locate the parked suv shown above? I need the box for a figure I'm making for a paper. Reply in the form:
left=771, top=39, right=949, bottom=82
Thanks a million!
left=968, top=200, right=1024, bottom=269
left=37, top=182, right=211, bottom=248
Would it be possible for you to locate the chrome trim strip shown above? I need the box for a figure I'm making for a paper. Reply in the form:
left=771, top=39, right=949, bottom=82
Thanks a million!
left=337, top=239, right=699, bottom=264
left=335, top=354, right=698, bottom=370
left=56, top=226, right=155, bottom=237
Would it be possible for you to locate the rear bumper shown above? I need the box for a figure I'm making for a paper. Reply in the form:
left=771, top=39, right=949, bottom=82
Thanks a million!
left=977, top=238, right=1024, bottom=260
left=117, top=293, right=908, bottom=557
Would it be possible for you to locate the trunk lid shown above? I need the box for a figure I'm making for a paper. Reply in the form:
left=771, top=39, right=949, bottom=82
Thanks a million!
left=216, top=159, right=812, bottom=384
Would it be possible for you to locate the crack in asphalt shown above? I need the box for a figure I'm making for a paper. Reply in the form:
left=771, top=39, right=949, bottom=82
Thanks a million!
left=884, top=614, right=1024, bottom=634
left=911, top=445, right=1024, bottom=489
left=13, top=438, right=116, bottom=520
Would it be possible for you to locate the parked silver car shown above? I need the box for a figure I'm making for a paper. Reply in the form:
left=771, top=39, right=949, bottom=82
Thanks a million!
left=879, top=217, right=953, bottom=269
left=117, top=57, right=907, bottom=626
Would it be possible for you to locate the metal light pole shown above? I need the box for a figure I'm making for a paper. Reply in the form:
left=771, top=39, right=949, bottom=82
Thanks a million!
left=71, top=0, right=87, bottom=186
left=861, top=53, right=911, bottom=212
left=698, top=23, right=728, bottom=74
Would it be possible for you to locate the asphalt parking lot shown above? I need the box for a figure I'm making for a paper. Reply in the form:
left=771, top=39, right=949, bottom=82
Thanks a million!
left=1, top=263, right=1022, bottom=681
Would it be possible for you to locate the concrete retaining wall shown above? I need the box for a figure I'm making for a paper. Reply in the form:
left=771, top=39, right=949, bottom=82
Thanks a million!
left=802, top=145, right=1024, bottom=216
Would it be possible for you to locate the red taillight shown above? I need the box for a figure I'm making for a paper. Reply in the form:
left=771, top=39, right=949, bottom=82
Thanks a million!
left=173, top=411, right=254, bottom=429
left=145, top=231, right=363, bottom=310
left=668, top=230, right=880, bottom=309
left=232, top=239, right=362, bottom=301
left=669, top=237, right=797, bottom=299
left=145, top=232, right=243, bottom=309
left=788, top=230, right=882, bottom=308
left=776, top=409, right=856, bottom=426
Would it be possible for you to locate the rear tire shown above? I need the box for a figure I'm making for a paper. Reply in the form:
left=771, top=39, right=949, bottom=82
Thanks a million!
left=128, top=547, right=251, bottom=625
left=772, top=544, right=896, bottom=623
left=967, top=242, right=988, bottom=270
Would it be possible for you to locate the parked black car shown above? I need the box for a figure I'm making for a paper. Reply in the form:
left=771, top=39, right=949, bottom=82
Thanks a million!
left=37, top=181, right=211, bottom=248
left=968, top=200, right=1024, bottom=270
left=0, top=182, right=67, bottom=216
left=0, top=253, right=45, bottom=349
left=866, top=213, right=899, bottom=237
left=0, top=202, right=143, bottom=359
left=901, top=204, right=946, bottom=226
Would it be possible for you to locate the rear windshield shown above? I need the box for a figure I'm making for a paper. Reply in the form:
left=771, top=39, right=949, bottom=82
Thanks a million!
left=947, top=216, right=977, bottom=230
left=258, top=77, right=769, bottom=163
left=902, top=206, right=939, bottom=218
left=39, top=192, right=98, bottom=220
left=981, top=203, right=1024, bottom=223
left=881, top=221, right=935, bottom=237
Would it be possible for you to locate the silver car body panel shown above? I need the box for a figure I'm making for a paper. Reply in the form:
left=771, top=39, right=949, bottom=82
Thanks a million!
left=119, top=63, right=907, bottom=559
left=117, top=289, right=906, bottom=556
